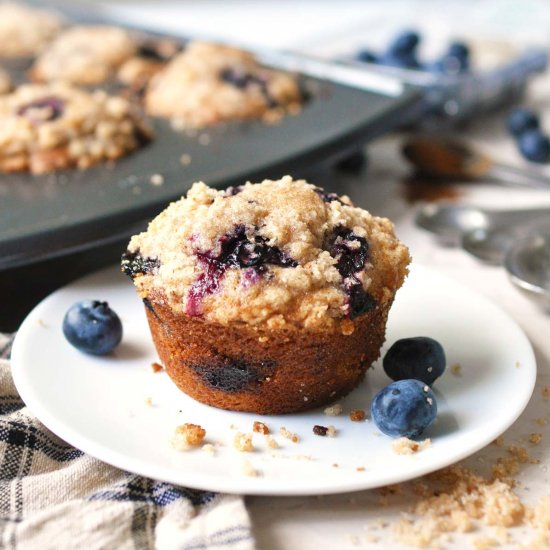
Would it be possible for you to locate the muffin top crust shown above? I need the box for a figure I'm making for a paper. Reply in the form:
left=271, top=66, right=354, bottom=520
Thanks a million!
left=124, top=176, right=410, bottom=331
left=0, top=2, right=64, bottom=58
left=0, top=83, right=151, bottom=173
left=30, top=25, right=137, bottom=85
left=144, top=41, right=302, bottom=128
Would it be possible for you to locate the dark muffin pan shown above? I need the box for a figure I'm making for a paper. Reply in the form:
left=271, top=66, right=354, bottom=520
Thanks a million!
left=0, top=13, right=422, bottom=270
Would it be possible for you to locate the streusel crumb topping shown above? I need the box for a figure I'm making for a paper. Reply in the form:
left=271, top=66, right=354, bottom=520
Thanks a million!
left=125, top=176, right=410, bottom=330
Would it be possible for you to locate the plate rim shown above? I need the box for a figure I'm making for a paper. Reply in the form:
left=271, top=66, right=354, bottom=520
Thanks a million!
left=11, top=263, right=537, bottom=495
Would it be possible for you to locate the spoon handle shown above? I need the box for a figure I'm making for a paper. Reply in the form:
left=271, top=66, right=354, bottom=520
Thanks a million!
left=488, top=163, right=550, bottom=190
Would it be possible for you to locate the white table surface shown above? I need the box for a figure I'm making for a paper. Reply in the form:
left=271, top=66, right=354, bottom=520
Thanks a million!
left=79, top=2, right=550, bottom=547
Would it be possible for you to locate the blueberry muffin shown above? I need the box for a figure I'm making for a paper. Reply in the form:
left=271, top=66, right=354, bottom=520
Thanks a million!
left=0, top=83, right=151, bottom=173
left=30, top=26, right=137, bottom=86
left=117, top=38, right=182, bottom=92
left=122, top=177, right=410, bottom=414
left=0, top=2, right=64, bottom=58
left=145, top=41, right=302, bottom=128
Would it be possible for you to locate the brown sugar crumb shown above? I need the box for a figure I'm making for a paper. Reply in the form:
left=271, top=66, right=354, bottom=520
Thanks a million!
left=253, top=421, right=270, bottom=435
left=279, top=427, right=299, bottom=443
left=326, top=425, right=337, bottom=437
left=313, top=425, right=328, bottom=436
left=392, top=437, right=431, bottom=455
left=349, top=409, right=366, bottom=422
left=492, top=456, right=520, bottom=480
left=332, top=463, right=340, bottom=468
left=450, top=363, right=462, bottom=376
left=151, top=362, right=164, bottom=373
left=265, top=435, right=279, bottom=449
left=324, top=403, right=343, bottom=416
left=356, top=466, right=366, bottom=472
left=171, top=423, right=206, bottom=450
left=144, top=396, right=153, bottom=406
left=529, top=433, right=543, bottom=445
left=507, top=445, right=530, bottom=464
left=233, top=432, right=254, bottom=452
left=535, top=417, right=548, bottom=427
left=542, top=386, right=550, bottom=398
left=492, top=436, right=505, bottom=447
left=393, top=464, right=525, bottom=548
left=527, top=494, right=550, bottom=530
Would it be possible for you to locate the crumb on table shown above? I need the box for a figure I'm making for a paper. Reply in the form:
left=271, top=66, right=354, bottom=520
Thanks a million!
left=313, top=425, right=328, bottom=436
left=326, top=425, right=337, bottom=437
left=265, top=435, right=279, bottom=449
left=324, top=403, right=343, bottom=416
left=151, top=362, right=164, bottom=373
left=253, top=421, right=270, bottom=435
left=171, top=423, right=206, bottom=450
left=234, top=432, right=254, bottom=452
left=350, top=409, right=366, bottom=422
left=542, top=386, right=550, bottom=398
left=242, top=459, right=259, bottom=477
left=279, top=427, right=299, bottom=443
left=492, top=436, right=505, bottom=447
left=450, top=363, right=462, bottom=376
left=528, top=433, right=542, bottom=445
left=392, top=438, right=431, bottom=455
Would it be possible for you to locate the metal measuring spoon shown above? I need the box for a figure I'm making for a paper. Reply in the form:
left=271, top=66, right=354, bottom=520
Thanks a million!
left=416, top=203, right=550, bottom=249
left=504, top=224, right=550, bottom=311
left=403, top=137, right=550, bottom=190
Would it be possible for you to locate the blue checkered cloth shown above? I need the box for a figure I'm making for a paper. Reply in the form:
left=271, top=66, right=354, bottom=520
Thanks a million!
left=0, top=333, right=254, bottom=550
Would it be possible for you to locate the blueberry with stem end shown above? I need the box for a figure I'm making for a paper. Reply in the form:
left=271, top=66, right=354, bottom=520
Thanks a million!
left=62, top=300, right=123, bottom=355
left=518, top=129, right=550, bottom=163
left=371, top=379, right=437, bottom=438
left=507, top=107, right=539, bottom=137
left=383, top=336, right=446, bottom=386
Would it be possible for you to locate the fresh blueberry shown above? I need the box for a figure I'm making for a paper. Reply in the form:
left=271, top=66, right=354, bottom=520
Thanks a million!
left=356, top=49, right=378, bottom=64
left=383, top=336, right=446, bottom=386
left=371, top=379, right=437, bottom=438
left=387, top=31, right=420, bottom=56
left=518, top=129, right=550, bottom=163
left=507, top=107, right=539, bottom=137
left=447, top=41, right=469, bottom=59
left=429, top=43, right=470, bottom=74
left=63, top=300, right=123, bottom=355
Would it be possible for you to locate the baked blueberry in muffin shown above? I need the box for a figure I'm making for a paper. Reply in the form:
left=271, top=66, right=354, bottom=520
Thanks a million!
left=123, top=176, right=410, bottom=413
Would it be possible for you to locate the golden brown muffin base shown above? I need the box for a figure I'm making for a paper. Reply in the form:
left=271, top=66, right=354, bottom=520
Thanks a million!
left=144, top=290, right=393, bottom=414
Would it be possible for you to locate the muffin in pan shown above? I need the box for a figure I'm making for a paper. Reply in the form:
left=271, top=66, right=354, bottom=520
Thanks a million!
left=122, top=176, right=410, bottom=414
left=29, top=26, right=137, bottom=86
left=0, top=2, right=64, bottom=58
left=0, top=83, right=151, bottom=174
left=145, top=41, right=302, bottom=128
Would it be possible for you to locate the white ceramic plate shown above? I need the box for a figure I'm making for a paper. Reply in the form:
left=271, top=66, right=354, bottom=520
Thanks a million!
left=11, top=264, right=536, bottom=496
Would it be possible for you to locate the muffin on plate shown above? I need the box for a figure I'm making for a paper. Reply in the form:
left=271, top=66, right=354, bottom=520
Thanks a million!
left=144, top=41, right=302, bottom=128
left=0, top=2, right=64, bottom=58
left=30, top=26, right=137, bottom=86
left=122, top=176, right=410, bottom=414
left=0, top=83, right=151, bottom=173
